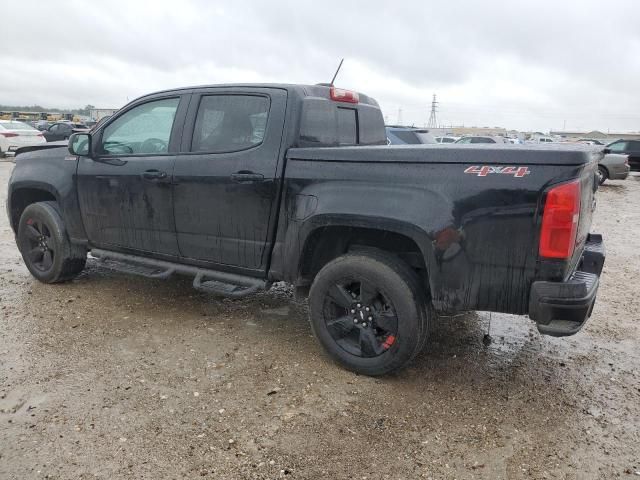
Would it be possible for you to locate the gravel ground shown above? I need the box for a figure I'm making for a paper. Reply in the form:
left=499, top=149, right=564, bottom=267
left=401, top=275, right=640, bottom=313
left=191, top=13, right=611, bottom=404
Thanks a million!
left=0, top=162, right=639, bottom=479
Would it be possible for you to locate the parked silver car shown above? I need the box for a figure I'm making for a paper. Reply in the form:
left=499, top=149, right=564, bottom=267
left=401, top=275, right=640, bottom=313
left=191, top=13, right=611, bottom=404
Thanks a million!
left=454, top=135, right=509, bottom=144
left=598, top=153, right=630, bottom=185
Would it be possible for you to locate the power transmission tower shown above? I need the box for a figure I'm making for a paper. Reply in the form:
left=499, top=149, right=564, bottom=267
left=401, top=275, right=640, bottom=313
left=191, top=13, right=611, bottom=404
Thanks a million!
left=427, top=94, right=438, bottom=129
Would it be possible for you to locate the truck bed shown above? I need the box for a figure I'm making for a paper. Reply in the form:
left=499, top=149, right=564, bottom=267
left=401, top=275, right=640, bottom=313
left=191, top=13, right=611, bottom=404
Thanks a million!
left=279, top=144, right=600, bottom=315
left=287, top=143, right=601, bottom=165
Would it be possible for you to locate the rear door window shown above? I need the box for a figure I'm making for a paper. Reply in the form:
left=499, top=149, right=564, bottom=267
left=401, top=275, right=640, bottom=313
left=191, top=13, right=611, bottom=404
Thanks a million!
left=191, top=95, right=270, bottom=153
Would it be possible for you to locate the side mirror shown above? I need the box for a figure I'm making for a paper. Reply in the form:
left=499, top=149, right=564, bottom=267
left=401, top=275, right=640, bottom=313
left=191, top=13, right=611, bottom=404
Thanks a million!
left=602, top=148, right=611, bottom=154
left=69, top=133, right=92, bottom=156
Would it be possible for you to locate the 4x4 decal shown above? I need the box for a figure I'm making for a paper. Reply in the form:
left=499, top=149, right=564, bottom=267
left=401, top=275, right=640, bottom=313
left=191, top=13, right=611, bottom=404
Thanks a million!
left=464, top=166, right=531, bottom=177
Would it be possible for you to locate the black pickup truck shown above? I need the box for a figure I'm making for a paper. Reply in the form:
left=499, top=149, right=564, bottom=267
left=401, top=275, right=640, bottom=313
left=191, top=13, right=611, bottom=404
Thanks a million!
left=7, top=83, right=605, bottom=375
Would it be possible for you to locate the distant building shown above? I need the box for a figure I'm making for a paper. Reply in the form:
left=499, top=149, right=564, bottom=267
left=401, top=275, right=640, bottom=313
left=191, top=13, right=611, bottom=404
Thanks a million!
left=89, top=108, right=118, bottom=120
left=550, top=130, right=640, bottom=141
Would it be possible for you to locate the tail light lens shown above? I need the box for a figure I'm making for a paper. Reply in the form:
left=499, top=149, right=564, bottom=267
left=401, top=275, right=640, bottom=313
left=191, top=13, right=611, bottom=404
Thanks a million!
left=539, top=180, right=581, bottom=259
left=0, top=132, right=19, bottom=138
left=330, top=87, right=359, bottom=104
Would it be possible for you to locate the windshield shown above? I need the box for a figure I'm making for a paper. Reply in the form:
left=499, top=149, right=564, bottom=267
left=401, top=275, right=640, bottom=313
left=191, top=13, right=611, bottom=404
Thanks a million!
left=392, top=130, right=421, bottom=144
left=607, top=141, right=627, bottom=152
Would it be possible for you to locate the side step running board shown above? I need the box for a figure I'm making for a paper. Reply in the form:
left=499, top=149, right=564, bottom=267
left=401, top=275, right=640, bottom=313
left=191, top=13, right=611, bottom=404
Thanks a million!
left=90, top=249, right=269, bottom=298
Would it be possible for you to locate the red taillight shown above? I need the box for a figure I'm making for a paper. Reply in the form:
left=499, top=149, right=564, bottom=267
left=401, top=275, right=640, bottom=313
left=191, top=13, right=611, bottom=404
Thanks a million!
left=37, top=133, right=44, bottom=137
left=539, top=180, right=581, bottom=259
left=0, top=132, right=19, bottom=138
left=330, top=87, right=359, bottom=104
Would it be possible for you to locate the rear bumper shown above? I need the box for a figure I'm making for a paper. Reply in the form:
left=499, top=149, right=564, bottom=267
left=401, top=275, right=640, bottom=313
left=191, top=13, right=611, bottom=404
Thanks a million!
left=610, top=163, right=630, bottom=180
left=529, top=234, right=605, bottom=337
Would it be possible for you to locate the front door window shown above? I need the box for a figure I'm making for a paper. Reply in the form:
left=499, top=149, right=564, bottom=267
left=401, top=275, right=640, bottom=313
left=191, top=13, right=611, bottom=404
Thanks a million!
left=100, top=98, right=180, bottom=155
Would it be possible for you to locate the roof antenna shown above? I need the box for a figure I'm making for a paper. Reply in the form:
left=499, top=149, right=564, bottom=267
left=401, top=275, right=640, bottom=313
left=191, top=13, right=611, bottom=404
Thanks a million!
left=329, top=58, right=344, bottom=86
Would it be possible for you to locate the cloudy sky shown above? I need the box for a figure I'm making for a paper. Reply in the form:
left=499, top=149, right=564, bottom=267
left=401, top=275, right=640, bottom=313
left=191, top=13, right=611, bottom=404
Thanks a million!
left=2, top=0, right=639, bottom=132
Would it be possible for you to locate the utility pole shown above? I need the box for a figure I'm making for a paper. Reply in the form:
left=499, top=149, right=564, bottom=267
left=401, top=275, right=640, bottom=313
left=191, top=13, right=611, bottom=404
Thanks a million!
left=427, top=94, right=438, bottom=129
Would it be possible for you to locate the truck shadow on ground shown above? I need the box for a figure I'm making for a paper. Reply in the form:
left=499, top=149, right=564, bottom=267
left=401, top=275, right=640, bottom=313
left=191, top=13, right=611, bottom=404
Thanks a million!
left=600, top=182, right=626, bottom=190
left=27, top=261, right=570, bottom=392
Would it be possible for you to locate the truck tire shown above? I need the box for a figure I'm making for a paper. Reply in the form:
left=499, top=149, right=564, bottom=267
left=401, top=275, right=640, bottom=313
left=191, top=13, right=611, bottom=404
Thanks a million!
left=308, top=252, right=431, bottom=376
left=597, top=165, right=608, bottom=185
left=17, top=201, right=86, bottom=283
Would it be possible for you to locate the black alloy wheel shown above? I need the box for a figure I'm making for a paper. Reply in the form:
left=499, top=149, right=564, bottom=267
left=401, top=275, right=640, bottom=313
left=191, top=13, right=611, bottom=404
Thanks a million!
left=22, top=218, right=56, bottom=273
left=323, top=279, right=398, bottom=358
left=17, top=201, right=86, bottom=283
left=309, top=252, right=431, bottom=376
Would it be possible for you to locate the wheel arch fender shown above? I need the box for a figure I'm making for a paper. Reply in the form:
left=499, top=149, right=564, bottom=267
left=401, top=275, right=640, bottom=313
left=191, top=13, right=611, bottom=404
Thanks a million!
left=9, top=181, right=62, bottom=232
left=289, top=213, right=440, bottom=296
left=9, top=179, right=87, bottom=244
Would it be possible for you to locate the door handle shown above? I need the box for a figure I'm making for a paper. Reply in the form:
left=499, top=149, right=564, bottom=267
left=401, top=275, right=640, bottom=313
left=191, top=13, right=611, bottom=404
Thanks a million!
left=142, top=169, right=168, bottom=181
left=230, top=171, right=265, bottom=183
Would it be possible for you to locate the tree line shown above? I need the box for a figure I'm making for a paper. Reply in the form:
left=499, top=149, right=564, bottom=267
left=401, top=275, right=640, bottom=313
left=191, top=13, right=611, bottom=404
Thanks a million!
left=0, top=104, right=96, bottom=115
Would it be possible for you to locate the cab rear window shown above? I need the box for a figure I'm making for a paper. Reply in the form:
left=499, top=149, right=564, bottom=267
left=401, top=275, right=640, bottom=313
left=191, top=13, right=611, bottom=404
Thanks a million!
left=337, top=108, right=357, bottom=145
left=298, top=98, right=385, bottom=147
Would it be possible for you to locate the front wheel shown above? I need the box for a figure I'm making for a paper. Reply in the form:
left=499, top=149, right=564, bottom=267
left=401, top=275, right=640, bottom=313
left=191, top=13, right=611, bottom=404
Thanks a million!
left=17, top=201, right=86, bottom=283
left=308, top=252, right=431, bottom=376
left=597, top=165, right=608, bottom=185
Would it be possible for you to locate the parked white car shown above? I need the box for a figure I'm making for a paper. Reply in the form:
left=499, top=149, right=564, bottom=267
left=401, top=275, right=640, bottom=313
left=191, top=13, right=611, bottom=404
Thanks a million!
left=527, top=136, right=557, bottom=144
left=0, top=121, right=46, bottom=158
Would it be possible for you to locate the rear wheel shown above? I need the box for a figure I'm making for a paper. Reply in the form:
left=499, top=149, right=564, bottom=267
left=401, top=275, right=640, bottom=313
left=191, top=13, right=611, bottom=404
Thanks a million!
left=597, top=165, right=608, bottom=185
left=309, top=252, right=431, bottom=376
left=17, top=201, right=86, bottom=283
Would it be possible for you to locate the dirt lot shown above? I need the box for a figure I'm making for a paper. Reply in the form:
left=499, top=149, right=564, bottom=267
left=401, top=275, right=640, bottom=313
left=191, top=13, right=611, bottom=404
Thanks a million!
left=0, top=162, right=639, bottom=480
